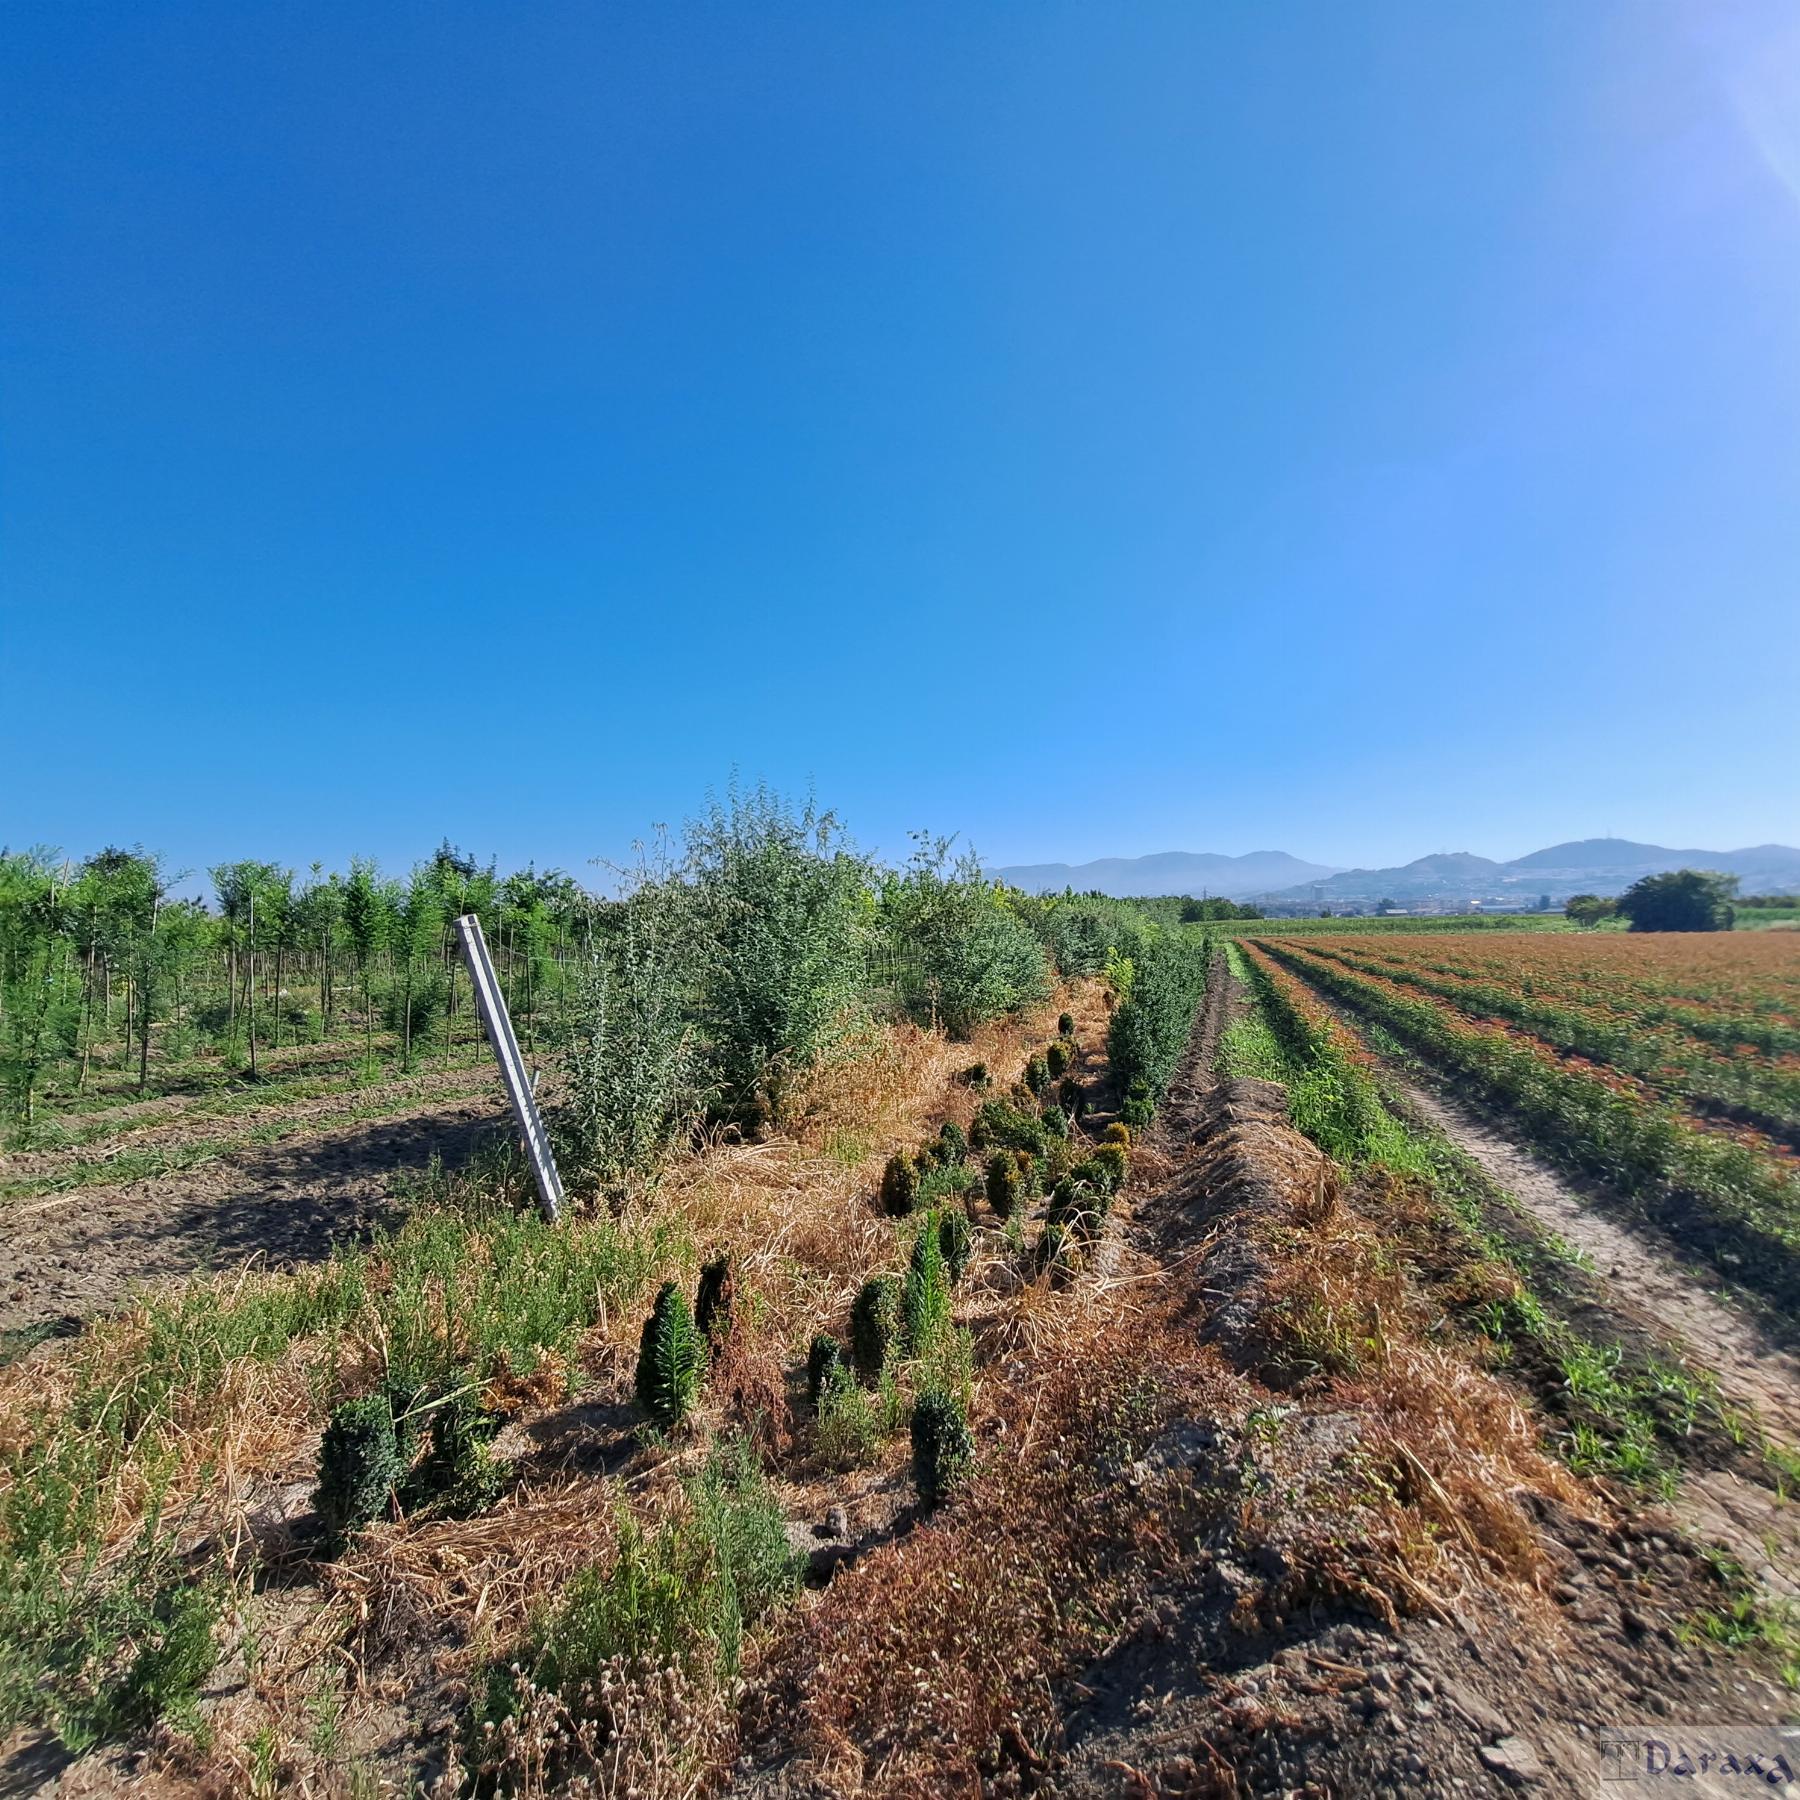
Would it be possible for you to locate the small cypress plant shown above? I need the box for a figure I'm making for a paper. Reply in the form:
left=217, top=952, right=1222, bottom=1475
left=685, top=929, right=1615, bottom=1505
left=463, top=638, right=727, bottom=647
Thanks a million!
left=1058, top=1011, right=1075, bottom=1038
left=910, top=1389, right=974, bottom=1509
left=850, top=1275, right=902, bottom=1383
left=935, top=1120, right=968, bottom=1166
left=315, top=1394, right=403, bottom=1546
left=634, top=1281, right=706, bottom=1429
left=904, top=1214, right=952, bottom=1357
left=985, top=1150, right=1023, bottom=1219
left=880, top=1152, right=920, bottom=1216
left=962, top=1061, right=991, bottom=1089
left=1039, top=1104, right=1069, bottom=1139
left=1070, top=1154, right=1117, bottom=1197
left=695, top=1254, right=736, bottom=1350
left=938, top=1207, right=973, bottom=1284
left=1122, top=1079, right=1154, bottom=1128
left=1014, top=1147, right=1041, bottom=1193
left=1058, top=1076, right=1086, bottom=1120
left=1045, top=1041, right=1070, bottom=1080
left=1102, top=1121, right=1131, bottom=1148
left=1022, top=1054, right=1051, bottom=1100
left=807, top=1333, right=845, bottom=1405
left=1092, top=1144, right=1129, bottom=1193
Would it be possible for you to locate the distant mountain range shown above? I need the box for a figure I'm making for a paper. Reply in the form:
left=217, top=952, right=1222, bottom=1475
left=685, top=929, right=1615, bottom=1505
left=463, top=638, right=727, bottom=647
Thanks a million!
left=992, top=838, right=1800, bottom=907
left=992, top=850, right=1342, bottom=899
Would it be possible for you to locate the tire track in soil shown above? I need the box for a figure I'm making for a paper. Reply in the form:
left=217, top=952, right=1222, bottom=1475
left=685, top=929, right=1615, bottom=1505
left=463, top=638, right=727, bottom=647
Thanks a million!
left=0, top=1076, right=506, bottom=1347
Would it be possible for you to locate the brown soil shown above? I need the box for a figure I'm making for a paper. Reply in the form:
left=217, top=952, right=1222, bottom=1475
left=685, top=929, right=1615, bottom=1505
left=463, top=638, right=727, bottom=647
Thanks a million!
left=0, top=1075, right=504, bottom=1347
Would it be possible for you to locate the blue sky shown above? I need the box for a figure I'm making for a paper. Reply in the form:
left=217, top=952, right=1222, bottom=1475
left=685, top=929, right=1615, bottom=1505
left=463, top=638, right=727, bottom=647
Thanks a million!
left=4, top=1, right=1797, bottom=886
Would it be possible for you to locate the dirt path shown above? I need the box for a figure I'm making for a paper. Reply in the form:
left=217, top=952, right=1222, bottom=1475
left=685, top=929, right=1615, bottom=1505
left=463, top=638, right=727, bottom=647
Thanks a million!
left=1396, top=1078, right=1800, bottom=1445
left=0, top=1077, right=505, bottom=1349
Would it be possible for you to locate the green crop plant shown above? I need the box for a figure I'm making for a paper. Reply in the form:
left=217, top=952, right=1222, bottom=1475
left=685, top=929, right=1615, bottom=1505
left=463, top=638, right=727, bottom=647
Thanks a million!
left=816, top=1361, right=881, bottom=1469
left=634, top=1281, right=707, bottom=1429
left=935, top=1120, right=968, bottom=1165
left=1022, top=1054, right=1051, bottom=1099
left=1046, top=1040, right=1070, bottom=1080
left=695, top=1254, right=736, bottom=1351
left=938, top=1207, right=973, bottom=1283
left=314, top=1394, right=404, bottom=1547
left=962, top=1061, right=990, bottom=1088
left=850, top=1275, right=902, bottom=1383
left=969, top=1098, right=1052, bottom=1157
left=1057, top=1076, right=1085, bottom=1120
left=403, top=1386, right=505, bottom=1519
left=1101, top=1122, right=1130, bottom=1148
left=1058, top=1012, right=1075, bottom=1038
left=806, top=1333, right=845, bottom=1405
left=910, top=1390, right=974, bottom=1509
left=1121, top=1079, right=1154, bottom=1128
left=1038, top=1104, right=1069, bottom=1139
left=985, top=1151, right=1023, bottom=1218
left=880, top=1151, right=920, bottom=1216
left=904, top=1213, right=953, bottom=1358
left=1092, top=1144, right=1128, bottom=1193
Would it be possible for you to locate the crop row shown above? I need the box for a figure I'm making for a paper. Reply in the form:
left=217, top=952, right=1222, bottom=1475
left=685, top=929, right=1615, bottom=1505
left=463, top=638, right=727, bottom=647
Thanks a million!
left=1289, top=940, right=1800, bottom=1142
left=1343, top=937, right=1800, bottom=1059
left=1260, top=942, right=1800, bottom=1317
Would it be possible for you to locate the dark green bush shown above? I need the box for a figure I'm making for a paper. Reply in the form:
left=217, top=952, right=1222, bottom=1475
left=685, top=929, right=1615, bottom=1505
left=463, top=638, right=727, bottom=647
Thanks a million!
left=969, top=1098, right=1051, bottom=1157
left=962, top=1062, right=990, bottom=1088
left=1058, top=1012, right=1075, bottom=1038
left=635, top=1281, right=707, bottom=1429
left=938, top=1208, right=973, bottom=1283
left=314, top=1394, right=403, bottom=1546
left=1022, top=1054, right=1051, bottom=1099
left=1038, top=1104, right=1069, bottom=1140
left=1058, top=1076, right=1085, bottom=1120
left=1108, top=930, right=1210, bottom=1115
left=935, top=1120, right=968, bottom=1166
left=910, top=1390, right=974, bottom=1509
left=850, top=1275, right=902, bottom=1383
left=1122, top=1080, right=1154, bottom=1128
left=1101, top=1121, right=1131, bottom=1148
left=880, top=1152, right=920, bottom=1216
left=1046, top=1041, right=1070, bottom=1080
left=985, top=1151, right=1024, bottom=1219
left=97, top=1579, right=222, bottom=1733
left=695, top=1254, right=736, bottom=1350
left=807, top=1333, right=845, bottom=1405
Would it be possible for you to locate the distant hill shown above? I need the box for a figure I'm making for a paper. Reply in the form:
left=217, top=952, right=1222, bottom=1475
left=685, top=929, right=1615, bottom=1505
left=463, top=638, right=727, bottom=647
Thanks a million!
left=1265, top=840, right=1800, bottom=907
left=993, top=849, right=1342, bottom=899
left=992, top=839, right=1800, bottom=908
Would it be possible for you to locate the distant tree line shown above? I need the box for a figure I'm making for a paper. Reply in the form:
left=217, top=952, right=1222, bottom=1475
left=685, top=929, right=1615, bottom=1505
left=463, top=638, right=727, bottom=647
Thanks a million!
left=1565, top=869, right=1740, bottom=933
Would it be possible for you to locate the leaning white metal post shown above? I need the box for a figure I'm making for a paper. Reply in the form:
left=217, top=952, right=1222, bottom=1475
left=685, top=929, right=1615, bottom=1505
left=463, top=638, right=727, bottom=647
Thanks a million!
left=453, top=912, right=565, bottom=1223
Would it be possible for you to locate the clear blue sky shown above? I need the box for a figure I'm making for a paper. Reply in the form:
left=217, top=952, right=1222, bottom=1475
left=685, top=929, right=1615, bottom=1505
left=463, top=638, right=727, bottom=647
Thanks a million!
left=4, top=1, right=1797, bottom=886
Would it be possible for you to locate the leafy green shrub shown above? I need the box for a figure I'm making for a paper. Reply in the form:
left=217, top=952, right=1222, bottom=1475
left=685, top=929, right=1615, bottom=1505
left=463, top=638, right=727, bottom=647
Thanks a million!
left=556, top=877, right=698, bottom=1198
left=938, top=1207, right=973, bottom=1283
left=881, top=838, right=1051, bottom=1037
left=1108, top=930, right=1211, bottom=1116
left=880, top=1152, right=920, bottom=1217
left=1102, top=1122, right=1131, bottom=1148
left=910, top=1390, right=974, bottom=1509
left=816, top=1362, right=880, bottom=1469
left=1022, top=1054, right=1051, bottom=1099
left=1034, top=1221, right=1082, bottom=1283
left=1122, top=1080, right=1154, bottom=1128
left=634, top=1281, right=707, bottom=1429
left=850, top=1275, right=902, bottom=1383
left=904, top=1215, right=953, bottom=1357
left=985, top=1151, right=1024, bottom=1219
left=314, top=1394, right=403, bottom=1546
left=806, top=1333, right=845, bottom=1405
left=1068, top=1156, right=1115, bottom=1197
left=1058, top=1076, right=1085, bottom=1120
left=1058, top=1012, right=1075, bottom=1038
left=695, top=1254, right=736, bottom=1350
left=1038, top=1104, right=1069, bottom=1139
left=686, top=786, right=875, bottom=1129
left=935, top=1120, right=968, bottom=1166
left=1046, top=1041, right=1070, bottom=1080
left=962, top=1061, right=990, bottom=1088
